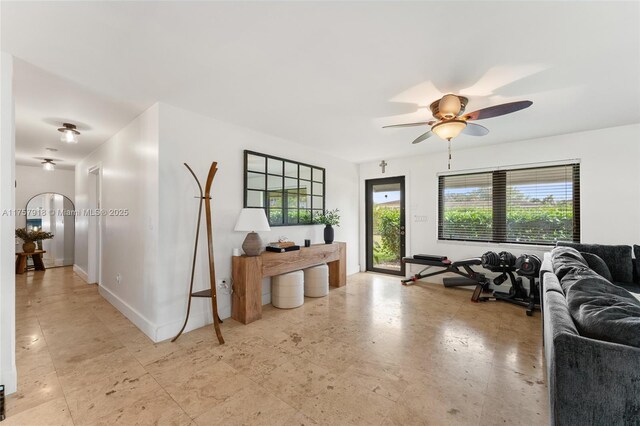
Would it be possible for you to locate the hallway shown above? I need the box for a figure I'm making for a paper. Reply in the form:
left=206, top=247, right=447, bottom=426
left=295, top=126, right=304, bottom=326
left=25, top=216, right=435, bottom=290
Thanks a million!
left=7, top=267, right=548, bottom=425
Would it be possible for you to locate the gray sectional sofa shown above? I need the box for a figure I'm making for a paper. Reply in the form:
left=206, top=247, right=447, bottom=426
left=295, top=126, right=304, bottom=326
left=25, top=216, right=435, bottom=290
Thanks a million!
left=540, top=243, right=640, bottom=426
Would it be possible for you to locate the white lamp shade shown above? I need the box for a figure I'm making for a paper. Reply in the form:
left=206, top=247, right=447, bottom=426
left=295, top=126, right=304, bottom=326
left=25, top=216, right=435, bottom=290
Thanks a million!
left=234, top=208, right=271, bottom=232
left=432, top=119, right=467, bottom=141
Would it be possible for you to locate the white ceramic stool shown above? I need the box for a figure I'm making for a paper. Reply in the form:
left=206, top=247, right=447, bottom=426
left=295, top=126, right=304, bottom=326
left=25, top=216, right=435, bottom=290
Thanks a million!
left=272, top=270, right=304, bottom=309
left=303, top=264, right=329, bottom=298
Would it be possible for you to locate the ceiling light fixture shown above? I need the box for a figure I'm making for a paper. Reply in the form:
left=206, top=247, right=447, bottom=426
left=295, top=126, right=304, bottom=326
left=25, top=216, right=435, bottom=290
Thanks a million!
left=438, top=94, right=462, bottom=119
left=57, top=123, right=80, bottom=144
left=431, top=119, right=467, bottom=141
left=383, top=94, right=532, bottom=169
left=42, top=159, right=56, bottom=172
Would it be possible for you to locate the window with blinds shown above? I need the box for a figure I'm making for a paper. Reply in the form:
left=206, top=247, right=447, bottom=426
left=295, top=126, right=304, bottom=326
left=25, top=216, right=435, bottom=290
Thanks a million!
left=438, top=163, right=580, bottom=245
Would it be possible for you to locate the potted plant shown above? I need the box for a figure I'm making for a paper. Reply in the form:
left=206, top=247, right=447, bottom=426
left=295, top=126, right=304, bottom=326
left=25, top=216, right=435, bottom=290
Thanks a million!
left=15, top=228, right=54, bottom=253
left=314, top=209, right=340, bottom=244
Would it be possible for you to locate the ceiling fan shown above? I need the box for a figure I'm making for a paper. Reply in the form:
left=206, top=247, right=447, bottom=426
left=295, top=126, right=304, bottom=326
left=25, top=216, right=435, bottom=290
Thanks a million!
left=383, top=94, right=532, bottom=169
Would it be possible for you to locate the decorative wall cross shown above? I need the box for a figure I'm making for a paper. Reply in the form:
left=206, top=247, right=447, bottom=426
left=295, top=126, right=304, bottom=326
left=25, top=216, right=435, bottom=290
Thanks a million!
left=379, top=160, right=388, bottom=173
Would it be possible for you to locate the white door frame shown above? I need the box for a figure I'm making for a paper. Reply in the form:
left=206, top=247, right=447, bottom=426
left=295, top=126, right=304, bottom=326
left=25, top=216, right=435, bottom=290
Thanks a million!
left=0, top=52, right=17, bottom=394
left=87, top=164, right=102, bottom=285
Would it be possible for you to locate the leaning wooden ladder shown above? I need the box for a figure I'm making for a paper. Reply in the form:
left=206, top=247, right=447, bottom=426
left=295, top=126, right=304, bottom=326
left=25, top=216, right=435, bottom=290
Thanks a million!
left=172, top=162, right=225, bottom=344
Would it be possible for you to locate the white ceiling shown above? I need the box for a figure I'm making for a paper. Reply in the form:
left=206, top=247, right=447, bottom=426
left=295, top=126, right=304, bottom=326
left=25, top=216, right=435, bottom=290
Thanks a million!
left=3, top=1, right=639, bottom=167
left=12, top=60, right=145, bottom=169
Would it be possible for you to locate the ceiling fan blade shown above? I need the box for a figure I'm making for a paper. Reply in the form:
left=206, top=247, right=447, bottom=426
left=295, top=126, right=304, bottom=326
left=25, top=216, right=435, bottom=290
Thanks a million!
left=464, top=100, right=532, bottom=121
left=412, top=131, right=433, bottom=144
left=462, top=123, right=489, bottom=136
left=383, top=120, right=435, bottom=129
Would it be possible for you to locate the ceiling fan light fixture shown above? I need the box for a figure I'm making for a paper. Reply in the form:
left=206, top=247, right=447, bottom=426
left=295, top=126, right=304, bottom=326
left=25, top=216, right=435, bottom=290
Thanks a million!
left=432, top=119, right=467, bottom=141
left=57, top=123, right=80, bottom=144
left=42, top=159, right=56, bottom=172
left=438, top=94, right=462, bottom=119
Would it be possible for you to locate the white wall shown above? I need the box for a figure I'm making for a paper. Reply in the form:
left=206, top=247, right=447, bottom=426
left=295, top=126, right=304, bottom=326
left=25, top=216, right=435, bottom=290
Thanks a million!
left=359, top=124, right=640, bottom=282
left=15, top=164, right=75, bottom=228
left=75, top=104, right=159, bottom=338
left=0, top=52, right=17, bottom=394
left=155, top=103, right=359, bottom=341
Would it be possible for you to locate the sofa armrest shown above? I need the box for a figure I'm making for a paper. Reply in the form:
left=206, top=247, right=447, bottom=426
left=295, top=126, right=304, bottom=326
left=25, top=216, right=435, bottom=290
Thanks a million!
left=552, top=332, right=640, bottom=425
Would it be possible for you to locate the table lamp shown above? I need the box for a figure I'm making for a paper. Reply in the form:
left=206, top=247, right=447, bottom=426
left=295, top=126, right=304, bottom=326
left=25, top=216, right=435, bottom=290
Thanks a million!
left=234, top=208, right=271, bottom=256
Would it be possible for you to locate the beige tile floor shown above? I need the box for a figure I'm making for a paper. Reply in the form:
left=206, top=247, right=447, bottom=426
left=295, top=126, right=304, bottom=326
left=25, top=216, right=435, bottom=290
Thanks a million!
left=6, top=267, right=548, bottom=425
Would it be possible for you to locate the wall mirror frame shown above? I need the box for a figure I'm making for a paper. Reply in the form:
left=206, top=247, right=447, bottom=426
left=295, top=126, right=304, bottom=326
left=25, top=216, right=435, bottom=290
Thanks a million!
left=26, top=192, right=75, bottom=268
left=244, top=150, right=326, bottom=226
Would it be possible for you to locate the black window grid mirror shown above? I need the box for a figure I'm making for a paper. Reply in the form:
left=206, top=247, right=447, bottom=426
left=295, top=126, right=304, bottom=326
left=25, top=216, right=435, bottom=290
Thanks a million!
left=244, top=150, right=326, bottom=226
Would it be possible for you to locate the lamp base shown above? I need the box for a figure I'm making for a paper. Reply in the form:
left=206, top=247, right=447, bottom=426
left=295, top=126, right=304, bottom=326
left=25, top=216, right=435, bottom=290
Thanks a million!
left=242, top=232, right=262, bottom=256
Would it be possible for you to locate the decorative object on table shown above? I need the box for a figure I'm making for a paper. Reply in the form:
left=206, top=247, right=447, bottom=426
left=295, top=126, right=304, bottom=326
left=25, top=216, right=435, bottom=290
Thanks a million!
left=265, top=244, right=300, bottom=253
left=234, top=208, right=271, bottom=256
left=314, top=209, right=340, bottom=244
left=243, top=150, right=325, bottom=227
left=15, top=228, right=54, bottom=253
left=269, top=238, right=296, bottom=248
left=172, top=162, right=224, bottom=345
left=382, top=94, right=532, bottom=169
left=304, top=239, right=311, bottom=247
left=232, top=248, right=241, bottom=257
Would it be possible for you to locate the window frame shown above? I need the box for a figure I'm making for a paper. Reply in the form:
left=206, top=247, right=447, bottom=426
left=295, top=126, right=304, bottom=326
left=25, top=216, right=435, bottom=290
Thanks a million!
left=243, top=150, right=326, bottom=227
left=437, top=163, right=581, bottom=246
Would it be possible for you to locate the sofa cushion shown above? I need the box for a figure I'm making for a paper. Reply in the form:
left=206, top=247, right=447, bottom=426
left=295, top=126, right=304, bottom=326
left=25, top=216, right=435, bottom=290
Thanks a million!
left=557, top=242, right=633, bottom=283
left=551, top=246, right=588, bottom=280
left=581, top=252, right=613, bottom=282
left=564, top=271, right=640, bottom=348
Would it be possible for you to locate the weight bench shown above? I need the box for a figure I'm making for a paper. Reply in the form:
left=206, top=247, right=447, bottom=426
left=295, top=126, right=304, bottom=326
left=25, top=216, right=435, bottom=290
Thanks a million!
left=401, top=254, right=488, bottom=288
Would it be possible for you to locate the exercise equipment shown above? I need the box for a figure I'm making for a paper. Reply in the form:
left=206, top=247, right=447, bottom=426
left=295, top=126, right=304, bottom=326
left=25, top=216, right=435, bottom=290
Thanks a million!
left=172, top=162, right=224, bottom=344
left=478, top=251, right=541, bottom=316
left=402, top=254, right=488, bottom=288
left=403, top=250, right=542, bottom=316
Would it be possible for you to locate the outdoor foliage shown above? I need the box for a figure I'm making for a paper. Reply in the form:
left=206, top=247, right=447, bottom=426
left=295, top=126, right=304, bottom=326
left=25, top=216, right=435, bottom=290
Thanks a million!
left=441, top=185, right=574, bottom=243
left=442, top=205, right=573, bottom=243
left=376, top=207, right=401, bottom=254
left=372, top=206, right=401, bottom=264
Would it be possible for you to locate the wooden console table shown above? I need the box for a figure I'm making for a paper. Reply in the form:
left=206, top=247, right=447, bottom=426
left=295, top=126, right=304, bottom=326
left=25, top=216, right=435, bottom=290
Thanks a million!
left=232, top=242, right=346, bottom=324
left=15, top=250, right=46, bottom=274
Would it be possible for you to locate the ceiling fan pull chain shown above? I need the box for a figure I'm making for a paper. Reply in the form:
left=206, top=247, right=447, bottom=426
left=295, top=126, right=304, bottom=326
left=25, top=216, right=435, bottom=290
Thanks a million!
left=448, top=140, right=452, bottom=170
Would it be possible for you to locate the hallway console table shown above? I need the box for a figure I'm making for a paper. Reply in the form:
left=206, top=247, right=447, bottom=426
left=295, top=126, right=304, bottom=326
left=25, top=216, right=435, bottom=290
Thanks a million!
left=232, top=242, right=346, bottom=324
left=15, top=250, right=46, bottom=274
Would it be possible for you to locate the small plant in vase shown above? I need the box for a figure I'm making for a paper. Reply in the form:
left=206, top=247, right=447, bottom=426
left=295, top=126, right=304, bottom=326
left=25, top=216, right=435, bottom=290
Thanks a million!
left=15, top=228, right=54, bottom=253
left=314, top=209, right=340, bottom=244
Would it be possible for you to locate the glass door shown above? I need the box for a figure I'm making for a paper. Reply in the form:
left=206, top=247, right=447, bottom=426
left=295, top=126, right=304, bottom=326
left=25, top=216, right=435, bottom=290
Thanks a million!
left=366, top=176, right=406, bottom=275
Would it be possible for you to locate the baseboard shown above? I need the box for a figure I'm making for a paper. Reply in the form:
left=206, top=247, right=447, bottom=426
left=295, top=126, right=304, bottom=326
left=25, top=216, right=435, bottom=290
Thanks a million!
left=1, top=364, right=17, bottom=395
left=154, top=303, right=232, bottom=342
left=73, top=264, right=89, bottom=283
left=98, top=285, right=158, bottom=341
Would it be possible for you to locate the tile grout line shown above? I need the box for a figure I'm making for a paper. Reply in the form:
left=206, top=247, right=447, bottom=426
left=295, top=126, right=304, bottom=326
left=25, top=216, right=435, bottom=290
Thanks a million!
left=21, top=271, right=77, bottom=425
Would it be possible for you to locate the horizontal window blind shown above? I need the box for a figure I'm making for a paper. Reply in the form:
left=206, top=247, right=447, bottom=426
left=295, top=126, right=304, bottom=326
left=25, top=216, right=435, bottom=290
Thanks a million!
left=438, top=163, right=580, bottom=245
left=438, top=172, right=493, bottom=241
